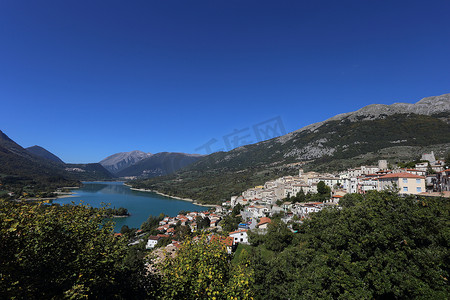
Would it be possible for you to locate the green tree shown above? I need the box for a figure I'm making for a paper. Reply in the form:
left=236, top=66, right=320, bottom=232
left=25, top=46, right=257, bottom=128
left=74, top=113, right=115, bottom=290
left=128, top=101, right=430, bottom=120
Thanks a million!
left=317, top=181, right=331, bottom=198
left=339, top=192, right=363, bottom=208
left=141, top=213, right=165, bottom=233
left=232, top=203, right=243, bottom=216
left=256, top=191, right=450, bottom=299
left=156, top=236, right=253, bottom=299
left=264, top=219, right=294, bottom=252
left=196, top=216, right=210, bottom=230
left=221, top=214, right=243, bottom=232
left=295, top=188, right=306, bottom=203
left=0, top=201, right=151, bottom=299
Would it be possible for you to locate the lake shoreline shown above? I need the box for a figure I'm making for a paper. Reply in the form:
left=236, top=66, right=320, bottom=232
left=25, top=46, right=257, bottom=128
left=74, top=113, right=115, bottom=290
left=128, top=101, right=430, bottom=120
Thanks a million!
left=54, top=181, right=210, bottom=231
left=127, top=185, right=216, bottom=208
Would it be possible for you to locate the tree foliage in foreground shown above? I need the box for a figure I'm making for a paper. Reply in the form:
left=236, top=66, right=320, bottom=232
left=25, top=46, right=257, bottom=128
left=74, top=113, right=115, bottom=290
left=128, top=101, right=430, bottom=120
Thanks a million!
left=156, top=236, right=253, bottom=299
left=248, top=191, right=449, bottom=299
left=0, top=201, right=150, bottom=299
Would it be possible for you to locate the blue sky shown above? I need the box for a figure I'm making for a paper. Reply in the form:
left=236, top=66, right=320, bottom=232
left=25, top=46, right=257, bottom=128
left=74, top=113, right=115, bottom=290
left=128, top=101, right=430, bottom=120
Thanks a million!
left=1, top=0, right=449, bottom=163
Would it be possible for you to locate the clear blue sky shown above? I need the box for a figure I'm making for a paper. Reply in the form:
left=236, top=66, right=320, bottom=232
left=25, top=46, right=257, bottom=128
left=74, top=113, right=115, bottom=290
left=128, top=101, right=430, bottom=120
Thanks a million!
left=1, top=0, right=449, bottom=163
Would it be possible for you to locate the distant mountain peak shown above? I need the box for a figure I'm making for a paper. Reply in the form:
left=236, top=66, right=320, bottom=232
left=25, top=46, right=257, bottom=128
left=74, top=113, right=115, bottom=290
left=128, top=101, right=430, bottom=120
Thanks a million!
left=280, top=93, right=450, bottom=142
left=99, top=150, right=152, bottom=174
left=116, top=151, right=204, bottom=178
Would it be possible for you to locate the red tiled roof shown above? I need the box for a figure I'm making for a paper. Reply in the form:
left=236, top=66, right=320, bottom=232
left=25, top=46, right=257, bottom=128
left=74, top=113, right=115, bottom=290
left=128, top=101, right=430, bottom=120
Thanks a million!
left=378, top=172, right=424, bottom=179
left=211, top=235, right=233, bottom=247
left=257, top=217, right=271, bottom=226
left=229, top=229, right=248, bottom=235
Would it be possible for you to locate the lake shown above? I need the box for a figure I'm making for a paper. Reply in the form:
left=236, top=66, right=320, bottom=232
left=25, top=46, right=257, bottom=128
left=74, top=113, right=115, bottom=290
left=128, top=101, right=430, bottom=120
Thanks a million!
left=54, top=181, right=208, bottom=231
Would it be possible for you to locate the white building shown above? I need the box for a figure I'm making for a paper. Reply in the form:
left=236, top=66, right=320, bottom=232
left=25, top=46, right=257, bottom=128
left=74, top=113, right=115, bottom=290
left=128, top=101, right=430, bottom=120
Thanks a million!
left=229, top=229, right=249, bottom=245
left=146, top=236, right=160, bottom=249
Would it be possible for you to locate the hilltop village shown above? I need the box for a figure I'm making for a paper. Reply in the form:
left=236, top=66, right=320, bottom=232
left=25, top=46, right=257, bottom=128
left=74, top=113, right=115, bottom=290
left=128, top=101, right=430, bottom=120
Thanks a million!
left=133, top=152, right=449, bottom=257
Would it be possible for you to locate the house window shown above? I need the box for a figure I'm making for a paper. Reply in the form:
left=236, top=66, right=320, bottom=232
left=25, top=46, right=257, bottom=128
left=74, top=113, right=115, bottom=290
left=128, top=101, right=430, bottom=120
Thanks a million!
left=402, top=178, right=408, bottom=184
left=403, top=187, right=408, bottom=192
left=417, top=187, right=422, bottom=193
left=240, top=238, right=243, bottom=242
left=416, top=179, right=421, bottom=184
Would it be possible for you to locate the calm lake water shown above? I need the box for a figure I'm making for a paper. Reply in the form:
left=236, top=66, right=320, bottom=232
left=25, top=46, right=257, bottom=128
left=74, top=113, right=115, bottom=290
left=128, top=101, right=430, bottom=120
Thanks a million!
left=54, top=181, right=208, bottom=231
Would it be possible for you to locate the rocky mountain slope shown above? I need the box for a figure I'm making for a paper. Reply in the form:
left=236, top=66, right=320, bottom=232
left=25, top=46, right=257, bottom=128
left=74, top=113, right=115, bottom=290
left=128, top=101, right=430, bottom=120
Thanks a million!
left=130, top=93, right=450, bottom=204
left=283, top=93, right=450, bottom=138
left=99, top=150, right=152, bottom=174
left=26, top=145, right=65, bottom=164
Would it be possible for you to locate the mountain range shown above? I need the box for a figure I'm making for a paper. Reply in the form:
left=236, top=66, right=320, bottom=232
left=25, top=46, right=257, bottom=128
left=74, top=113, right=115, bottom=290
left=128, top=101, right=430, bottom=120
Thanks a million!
left=0, top=129, right=204, bottom=194
left=99, top=150, right=204, bottom=178
left=0, top=131, right=113, bottom=192
left=2, top=93, right=449, bottom=200
left=131, top=93, right=450, bottom=204
left=115, top=152, right=204, bottom=177
left=100, top=150, right=152, bottom=174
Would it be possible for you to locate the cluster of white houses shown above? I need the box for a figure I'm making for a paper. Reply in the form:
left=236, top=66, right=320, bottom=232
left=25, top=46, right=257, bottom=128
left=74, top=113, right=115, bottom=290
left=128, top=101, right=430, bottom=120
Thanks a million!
left=232, top=155, right=448, bottom=207
left=228, top=154, right=449, bottom=228
left=146, top=152, right=449, bottom=252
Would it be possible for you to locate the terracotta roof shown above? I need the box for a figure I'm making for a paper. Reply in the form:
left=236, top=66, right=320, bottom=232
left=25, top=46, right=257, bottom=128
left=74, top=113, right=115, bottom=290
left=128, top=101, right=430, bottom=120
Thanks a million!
left=257, top=217, right=272, bottom=226
left=229, top=229, right=248, bottom=235
left=439, top=169, right=450, bottom=173
left=378, top=172, right=424, bottom=179
left=211, top=235, right=233, bottom=247
left=148, top=235, right=160, bottom=241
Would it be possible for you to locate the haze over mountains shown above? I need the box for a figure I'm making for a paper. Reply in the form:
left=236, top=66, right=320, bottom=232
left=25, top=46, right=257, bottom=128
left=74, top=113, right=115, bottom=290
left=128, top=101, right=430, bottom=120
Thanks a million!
left=115, top=152, right=204, bottom=178
left=99, top=150, right=152, bottom=174
left=99, top=151, right=204, bottom=178
left=131, top=93, right=450, bottom=204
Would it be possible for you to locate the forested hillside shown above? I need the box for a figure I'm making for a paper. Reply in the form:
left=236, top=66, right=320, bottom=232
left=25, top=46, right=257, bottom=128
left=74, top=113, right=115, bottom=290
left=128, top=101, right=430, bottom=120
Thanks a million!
left=131, top=113, right=450, bottom=204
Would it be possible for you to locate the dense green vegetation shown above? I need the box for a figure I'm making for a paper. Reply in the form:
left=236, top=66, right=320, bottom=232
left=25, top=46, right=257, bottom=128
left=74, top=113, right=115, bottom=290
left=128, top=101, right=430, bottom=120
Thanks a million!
left=131, top=113, right=450, bottom=204
left=140, top=213, right=166, bottom=234
left=221, top=203, right=244, bottom=232
left=0, top=201, right=151, bottom=299
left=240, top=191, right=450, bottom=299
left=156, top=236, right=253, bottom=299
left=1, top=191, right=448, bottom=298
